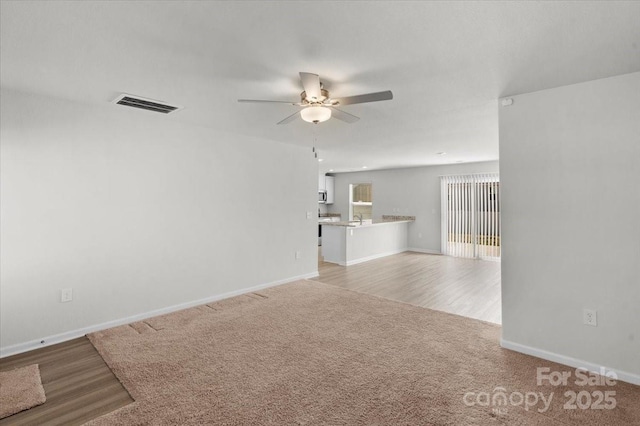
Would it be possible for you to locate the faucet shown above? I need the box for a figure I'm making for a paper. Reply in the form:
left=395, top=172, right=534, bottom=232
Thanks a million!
left=354, top=213, right=363, bottom=225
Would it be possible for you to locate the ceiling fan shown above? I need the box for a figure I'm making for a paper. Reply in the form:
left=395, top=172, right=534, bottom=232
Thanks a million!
left=238, top=72, right=393, bottom=125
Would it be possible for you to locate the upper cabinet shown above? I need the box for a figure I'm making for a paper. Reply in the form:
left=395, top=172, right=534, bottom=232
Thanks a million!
left=325, top=176, right=334, bottom=204
left=319, top=175, right=335, bottom=204
left=318, top=175, right=326, bottom=192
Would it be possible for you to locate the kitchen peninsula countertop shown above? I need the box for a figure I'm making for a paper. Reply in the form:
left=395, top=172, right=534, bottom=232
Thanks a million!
left=321, top=215, right=415, bottom=228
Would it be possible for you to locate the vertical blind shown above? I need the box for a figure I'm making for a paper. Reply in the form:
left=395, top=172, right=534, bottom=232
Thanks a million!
left=440, top=173, right=500, bottom=259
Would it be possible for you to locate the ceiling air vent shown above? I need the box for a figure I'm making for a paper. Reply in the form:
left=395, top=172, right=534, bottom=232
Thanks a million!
left=112, top=94, right=182, bottom=114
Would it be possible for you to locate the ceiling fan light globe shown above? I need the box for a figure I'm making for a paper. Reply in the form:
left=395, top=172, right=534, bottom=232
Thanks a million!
left=300, top=106, right=331, bottom=124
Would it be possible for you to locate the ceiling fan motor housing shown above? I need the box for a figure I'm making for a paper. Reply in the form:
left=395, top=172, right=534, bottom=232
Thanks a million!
left=301, top=88, right=330, bottom=104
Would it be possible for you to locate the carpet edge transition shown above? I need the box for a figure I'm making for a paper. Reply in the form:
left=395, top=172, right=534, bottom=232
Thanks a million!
left=0, top=364, right=47, bottom=419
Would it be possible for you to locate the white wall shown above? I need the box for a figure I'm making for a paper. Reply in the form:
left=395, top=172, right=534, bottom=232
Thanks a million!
left=499, top=72, right=640, bottom=380
left=327, top=161, right=499, bottom=253
left=0, top=88, right=318, bottom=353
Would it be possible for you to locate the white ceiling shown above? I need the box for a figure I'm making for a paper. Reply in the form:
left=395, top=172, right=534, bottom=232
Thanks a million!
left=2, top=1, right=639, bottom=173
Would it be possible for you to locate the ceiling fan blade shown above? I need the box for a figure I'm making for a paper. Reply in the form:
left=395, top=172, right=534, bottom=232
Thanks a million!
left=276, top=110, right=300, bottom=125
left=330, top=107, right=360, bottom=123
left=299, top=72, right=321, bottom=101
left=333, top=90, right=393, bottom=106
left=238, top=99, right=301, bottom=105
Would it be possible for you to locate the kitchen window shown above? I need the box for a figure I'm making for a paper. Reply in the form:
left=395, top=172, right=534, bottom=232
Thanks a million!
left=349, top=183, right=372, bottom=221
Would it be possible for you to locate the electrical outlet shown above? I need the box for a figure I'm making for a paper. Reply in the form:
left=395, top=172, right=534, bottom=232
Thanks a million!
left=583, top=309, right=597, bottom=327
left=61, top=288, right=73, bottom=303
left=306, top=211, right=312, bottom=219
left=295, top=250, right=301, bottom=260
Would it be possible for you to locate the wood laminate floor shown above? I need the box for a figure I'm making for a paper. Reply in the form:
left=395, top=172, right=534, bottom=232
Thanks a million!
left=0, top=337, right=133, bottom=425
left=314, top=250, right=502, bottom=324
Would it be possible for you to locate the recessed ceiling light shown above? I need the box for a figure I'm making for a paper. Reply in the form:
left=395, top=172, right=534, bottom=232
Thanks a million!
left=318, top=158, right=324, bottom=162
left=362, top=166, right=368, bottom=169
left=437, top=152, right=446, bottom=155
left=329, top=169, right=334, bottom=172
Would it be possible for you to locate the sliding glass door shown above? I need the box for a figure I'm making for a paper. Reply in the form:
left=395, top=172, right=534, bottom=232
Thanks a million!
left=440, top=174, right=500, bottom=260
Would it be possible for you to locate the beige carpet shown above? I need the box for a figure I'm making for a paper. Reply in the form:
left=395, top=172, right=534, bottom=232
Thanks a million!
left=87, top=280, right=639, bottom=425
left=0, top=364, right=46, bottom=419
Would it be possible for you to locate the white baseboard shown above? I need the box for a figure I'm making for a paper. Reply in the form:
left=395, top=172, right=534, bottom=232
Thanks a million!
left=343, top=249, right=407, bottom=266
left=332, top=248, right=441, bottom=266
left=406, top=247, right=442, bottom=255
left=0, top=271, right=319, bottom=358
left=500, top=338, right=640, bottom=387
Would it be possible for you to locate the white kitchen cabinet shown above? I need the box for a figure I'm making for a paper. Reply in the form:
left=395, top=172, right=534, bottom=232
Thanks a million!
left=318, top=175, right=326, bottom=192
left=318, top=175, right=334, bottom=204
left=325, top=176, right=335, bottom=204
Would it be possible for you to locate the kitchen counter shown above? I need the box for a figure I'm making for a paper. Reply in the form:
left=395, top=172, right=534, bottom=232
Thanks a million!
left=321, top=219, right=413, bottom=227
left=321, top=218, right=414, bottom=266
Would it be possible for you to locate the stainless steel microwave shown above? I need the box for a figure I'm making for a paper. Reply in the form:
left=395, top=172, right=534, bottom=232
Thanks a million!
left=318, top=191, right=327, bottom=203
